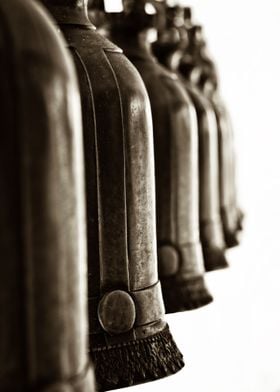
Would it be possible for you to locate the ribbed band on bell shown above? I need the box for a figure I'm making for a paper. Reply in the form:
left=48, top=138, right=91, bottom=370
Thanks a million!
left=158, top=243, right=213, bottom=312
left=39, top=363, right=95, bottom=392
left=90, top=325, right=184, bottom=391
left=88, top=282, right=184, bottom=390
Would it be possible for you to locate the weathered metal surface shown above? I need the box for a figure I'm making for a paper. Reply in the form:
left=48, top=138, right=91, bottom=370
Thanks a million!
left=152, top=4, right=228, bottom=270
left=40, top=0, right=184, bottom=390
left=109, top=1, right=213, bottom=311
left=185, top=84, right=228, bottom=271
left=179, top=20, right=244, bottom=248
left=0, top=0, right=95, bottom=390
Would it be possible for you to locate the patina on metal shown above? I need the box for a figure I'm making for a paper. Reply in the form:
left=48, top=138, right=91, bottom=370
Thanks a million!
left=0, top=0, right=95, bottom=390
left=39, top=0, right=184, bottom=390
left=108, top=0, right=213, bottom=311
left=153, top=4, right=228, bottom=271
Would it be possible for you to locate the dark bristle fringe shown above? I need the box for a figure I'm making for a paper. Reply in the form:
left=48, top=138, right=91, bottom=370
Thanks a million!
left=90, top=326, right=185, bottom=391
left=161, top=275, right=213, bottom=313
left=224, top=229, right=240, bottom=249
left=203, top=247, right=229, bottom=272
left=237, top=209, right=245, bottom=231
left=221, top=207, right=245, bottom=248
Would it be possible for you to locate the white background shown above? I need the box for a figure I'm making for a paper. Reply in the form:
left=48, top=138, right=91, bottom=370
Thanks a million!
left=118, top=0, right=280, bottom=391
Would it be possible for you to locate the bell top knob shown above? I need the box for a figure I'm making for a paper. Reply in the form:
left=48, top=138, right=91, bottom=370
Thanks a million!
left=184, top=7, right=192, bottom=21
left=41, top=0, right=91, bottom=25
left=42, top=0, right=87, bottom=8
left=109, top=0, right=158, bottom=34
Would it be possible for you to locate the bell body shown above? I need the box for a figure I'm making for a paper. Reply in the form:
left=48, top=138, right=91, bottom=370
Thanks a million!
left=40, top=1, right=184, bottom=390
left=180, top=24, right=244, bottom=246
left=210, top=94, right=242, bottom=247
left=113, top=39, right=213, bottom=311
left=0, top=0, right=95, bottom=390
left=184, top=84, right=228, bottom=271
left=152, top=29, right=228, bottom=270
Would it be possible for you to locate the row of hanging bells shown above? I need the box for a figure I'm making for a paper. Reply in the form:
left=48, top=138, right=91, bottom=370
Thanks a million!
left=0, top=0, right=243, bottom=391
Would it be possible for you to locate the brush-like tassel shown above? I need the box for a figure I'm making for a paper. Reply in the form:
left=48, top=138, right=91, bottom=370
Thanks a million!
left=91, top=326, right=184, bottom=391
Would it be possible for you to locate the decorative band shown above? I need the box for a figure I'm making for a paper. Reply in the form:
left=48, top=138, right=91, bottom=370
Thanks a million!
left=88, top=281, right=165, bottom=335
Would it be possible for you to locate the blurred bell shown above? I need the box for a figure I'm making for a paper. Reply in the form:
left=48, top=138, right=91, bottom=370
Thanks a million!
left=40, top=0, right=184, bottom=390
left=183, top=24, right=244, bottom=247
left=206, top=83, right=244, bottom=247
left=0, top=0, right=95, bottom=390
left=153, top=5, right=228, bottom=271
left=109, top=0, right=213, bottom=311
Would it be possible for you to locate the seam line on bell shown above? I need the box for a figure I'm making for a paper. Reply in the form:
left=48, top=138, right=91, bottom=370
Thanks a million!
left=102, top=50, right=130, bottom=292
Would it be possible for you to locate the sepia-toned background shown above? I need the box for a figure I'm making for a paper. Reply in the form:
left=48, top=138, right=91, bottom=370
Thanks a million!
left=119, top=0, right=280, bottom=391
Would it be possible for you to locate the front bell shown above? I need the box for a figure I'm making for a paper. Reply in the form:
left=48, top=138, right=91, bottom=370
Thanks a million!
left=40, top=0, right=184, bottom=390
left=0, top=0, right=95, bottom=390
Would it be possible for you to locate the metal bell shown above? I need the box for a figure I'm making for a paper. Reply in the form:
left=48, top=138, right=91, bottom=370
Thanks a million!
left=180, top=23, right=244, bottom=247
left=108, top=0, right=213, bottom=312
left=206, top=84, right=243, bottom=247
left=40, top=0, right=184, bottom=390
left=0, top=0, right=95, bottom=390
left=153, top=4, right=228, bottom=271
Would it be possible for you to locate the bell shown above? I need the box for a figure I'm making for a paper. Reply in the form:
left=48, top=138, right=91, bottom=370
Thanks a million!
left=204, top=81, right=242, bottom=248
left=184, top=84, right=229, bottom=270
left=182, top=24, right=244, bottom=247
left=108, top=0, right=213, bottom=312
left=0, top=0, right=95, bottom=390
left=153, top=4, right=228, bottom=271
left=39, top=0, right=184, bottom=390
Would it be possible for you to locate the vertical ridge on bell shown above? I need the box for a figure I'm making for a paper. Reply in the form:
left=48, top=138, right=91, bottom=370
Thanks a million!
left=39, top=0, right=184, bottom=390
left=152, top=3, right=228, bottom=272
left=0, top=0, right=95, bottom=390
left=108, top=0, right=213, bottom=312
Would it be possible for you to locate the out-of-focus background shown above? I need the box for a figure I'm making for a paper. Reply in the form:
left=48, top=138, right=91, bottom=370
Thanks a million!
left=119, top=0, right=280, bottom=391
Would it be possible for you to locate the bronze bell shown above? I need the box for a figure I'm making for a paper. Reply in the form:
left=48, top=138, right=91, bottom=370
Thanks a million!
left=181, top=23, right=244, bottom=247
left=184, top=84, right=229, bottom=270
left=153, top=4, right=228, bottom=271
left=0, top=0, right=95, bottom=390
left=108, top=0, right=213, bottom=311
left=39, top=0, right=184, bottom=390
